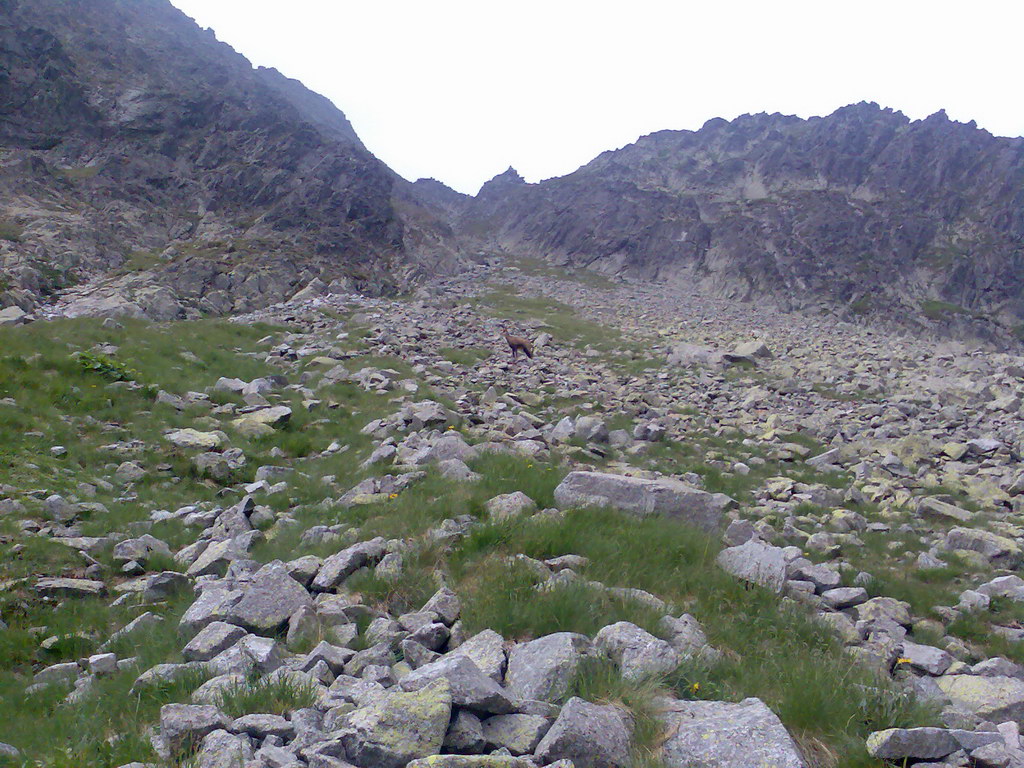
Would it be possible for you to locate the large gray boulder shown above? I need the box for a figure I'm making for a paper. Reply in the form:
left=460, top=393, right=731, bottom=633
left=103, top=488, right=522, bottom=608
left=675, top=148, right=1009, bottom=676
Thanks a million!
left=865, top=727, right=999, bottom=760
left=480, top=713, right=552, bottom=755
left=505, top=632, right=590, bottom=702
left=534, top=697, right=633, bottom=768
left=594, top=622, right=680, bottom=680
left=400, top=655, right=515, bottom=714
left=194, top=729, right=253, bottom=768
left=935, top=675, right=1024, bottom=721
left=716, top=539, right=788, bottom=593
left=943, top=527, right=1022, bottom=566
left=659, top=697, right=803, bottom=768
left=342, top=678, right=452, bottom=768
left=159, top=704, right=230, bottom=757
left=448, top=629, right=507, bottom=682
left=553, top=471, right=732, bottom=532
left=312, top=537, right=387, bottom=591
left=226, top=561, right=312, bottom=634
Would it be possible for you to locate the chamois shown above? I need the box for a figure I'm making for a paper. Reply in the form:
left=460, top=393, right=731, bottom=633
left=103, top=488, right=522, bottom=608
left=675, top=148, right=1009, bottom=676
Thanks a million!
left=501, top=324, right=534, bottom=360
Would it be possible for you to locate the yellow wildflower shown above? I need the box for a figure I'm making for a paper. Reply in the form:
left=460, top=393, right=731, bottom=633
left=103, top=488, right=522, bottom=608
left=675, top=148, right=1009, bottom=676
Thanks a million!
left=389, top=493, right=398, bottom=499
left=895, top=658, right=912, bottom=665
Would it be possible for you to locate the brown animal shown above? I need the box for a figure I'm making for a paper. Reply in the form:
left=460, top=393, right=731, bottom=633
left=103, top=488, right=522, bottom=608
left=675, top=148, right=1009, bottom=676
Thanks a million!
left=501, top=325, right=534, bottom=360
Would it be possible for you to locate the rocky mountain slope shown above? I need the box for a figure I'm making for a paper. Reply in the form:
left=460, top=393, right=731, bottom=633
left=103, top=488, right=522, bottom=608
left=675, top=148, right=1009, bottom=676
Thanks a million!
left=0, top=0, right=460, bottom=319
left=450, top=105, right=1024, bottom=344
left=1, top=259, right=1023, bottom=767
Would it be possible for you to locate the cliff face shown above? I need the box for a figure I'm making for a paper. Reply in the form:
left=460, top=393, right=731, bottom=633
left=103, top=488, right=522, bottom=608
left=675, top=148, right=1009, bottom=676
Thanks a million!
left=0, top=0, right=460, bottom=317
left=456, top=105, right=1024, bottom=340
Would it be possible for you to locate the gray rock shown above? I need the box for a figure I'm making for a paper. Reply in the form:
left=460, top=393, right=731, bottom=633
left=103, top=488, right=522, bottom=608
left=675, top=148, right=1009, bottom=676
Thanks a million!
left=821, top=587, right=868, bottom=609
left=554, top=471, right=732, bottom=532
left=443, top=709, right=486, bottom=753
left=505, top=632, right=590, bottom=702
left=226, top=560, right=312, bottom=633
left=183, top=622, right=248, bottom=663
left=901, top=641, right=953, bottom=676
left=399, top=655, right=515, bottom=714
left=594, top=621, right=680, bottom=680
left=943, top=527, right=1021, bottom=567
left=229, top=714, right=294, bottom=739
left=422, top=587, right=461, bottom=625
left=716, top=539, right=788, bottom=593
left=159, top=704, right=230, bottom=757
left=481, top=713, right=552, bottom=754
left=660, top=697, right=803, bottom=768
left=448, top=629, right=507, bottom=682
left=342, top=678, right=452, bottom=768
left=311, top=537, right=387, bottom=591
left=485, top=492, right=537, bottom=521
left=866, top=727, right=961, bottom=759
left=535, top=697, right=633, bottom=768
left=936, top=675, right=1024, bottom=721
left=194, top=729, right=253, bottom=768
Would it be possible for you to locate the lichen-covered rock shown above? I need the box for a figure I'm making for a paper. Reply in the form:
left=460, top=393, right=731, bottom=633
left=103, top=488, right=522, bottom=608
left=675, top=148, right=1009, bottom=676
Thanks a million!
left=400, top=655, right=514, bottom=714
left=716, top=539, right=787, bottom=593
left=159, top=704, right=230, bottom=757
left=594, top=621, right=679, bottom=680
left=935, top=675, right=1024, bottom=721
left=554, top=471, right=732, bottom=532
left=225, top=560, right=312, bottom=634
left=659, top=697, right=803, bottom=768
left=505, top=632, right=590, bottom=702
left=342, top=678, right=452, bottom=768
left=534, top=697, right=633, bottom=768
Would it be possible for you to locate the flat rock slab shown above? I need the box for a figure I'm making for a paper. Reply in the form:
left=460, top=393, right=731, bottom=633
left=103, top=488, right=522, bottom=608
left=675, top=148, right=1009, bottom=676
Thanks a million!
left=866, top=727, right=1000, bottom=760
left=660, top=697, right=803, bottom=768
left=34, top=577, right=106, bottom=597
left=935, top=675, right=1024, bottom=721
left=553, top=471, right=732, bottom=532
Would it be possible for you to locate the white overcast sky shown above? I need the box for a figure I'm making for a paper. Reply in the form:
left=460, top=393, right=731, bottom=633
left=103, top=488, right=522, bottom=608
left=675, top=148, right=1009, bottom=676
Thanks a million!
left=169, top=0, right=1022, bottom=194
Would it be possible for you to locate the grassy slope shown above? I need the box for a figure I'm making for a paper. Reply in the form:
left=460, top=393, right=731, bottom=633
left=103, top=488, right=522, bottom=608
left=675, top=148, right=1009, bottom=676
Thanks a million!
left=0, top=307, right=942, bottom=768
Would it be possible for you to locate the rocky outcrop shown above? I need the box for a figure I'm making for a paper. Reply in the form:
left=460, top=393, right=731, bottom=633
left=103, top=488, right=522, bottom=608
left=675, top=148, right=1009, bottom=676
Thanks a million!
left=0, top=0, right=462, bottom=317
left=454, top=104, right=1024, bottom=344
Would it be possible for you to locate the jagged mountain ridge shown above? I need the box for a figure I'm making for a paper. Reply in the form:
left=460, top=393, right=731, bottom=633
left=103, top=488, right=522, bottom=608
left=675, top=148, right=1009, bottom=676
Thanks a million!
left=0, top=0, right=460, bottom=318
left=450, top=104, right=1024, bottom=341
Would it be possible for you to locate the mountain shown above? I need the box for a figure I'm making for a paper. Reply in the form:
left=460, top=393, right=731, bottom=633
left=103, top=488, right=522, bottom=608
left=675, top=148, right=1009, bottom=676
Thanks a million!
left=0, top=0, right=460, bottom=318
left=453, top=104, right=1024, bottom=342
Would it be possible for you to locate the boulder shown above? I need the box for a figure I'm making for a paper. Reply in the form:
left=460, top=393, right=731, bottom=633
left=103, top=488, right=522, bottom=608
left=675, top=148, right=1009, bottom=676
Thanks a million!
left=716, top=539, right=787, bottom=593
left=505, top=632, right=590, bottom=702
left=594, top=622, right=680, bottom=680
left=481, top=713, right=552, bottom=754
left=399, top=655, right=515, bottom=714
left=226, top=561, right=312, bottom=634
left=553, top=471, right=732, bottom=532
left=534, top=697, right=633, bottom=768
left=342, top=679, right=452, bottom=768
left=935, top=675, right=1024, bottom=721
left=659, top=697, right=803, bottom=768
left=166, top=429, right=224, bottom=450
left=159, top=704, right=230, bottom=757
left=312, top=537, right=387, bottom=591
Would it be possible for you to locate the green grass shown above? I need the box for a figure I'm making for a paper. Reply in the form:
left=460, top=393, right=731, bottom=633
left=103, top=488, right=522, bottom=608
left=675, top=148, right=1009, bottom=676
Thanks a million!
left=920, top=299, right=982, bottom=322
left=466, top=288, right=624, bottom=351
left=0, top=220, right=23, bottom=242
left=115, top=250, right=164, bottom=275
left=215, top=673, right=319, bottom=718
left=448, top=508, right=936, bottom=767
